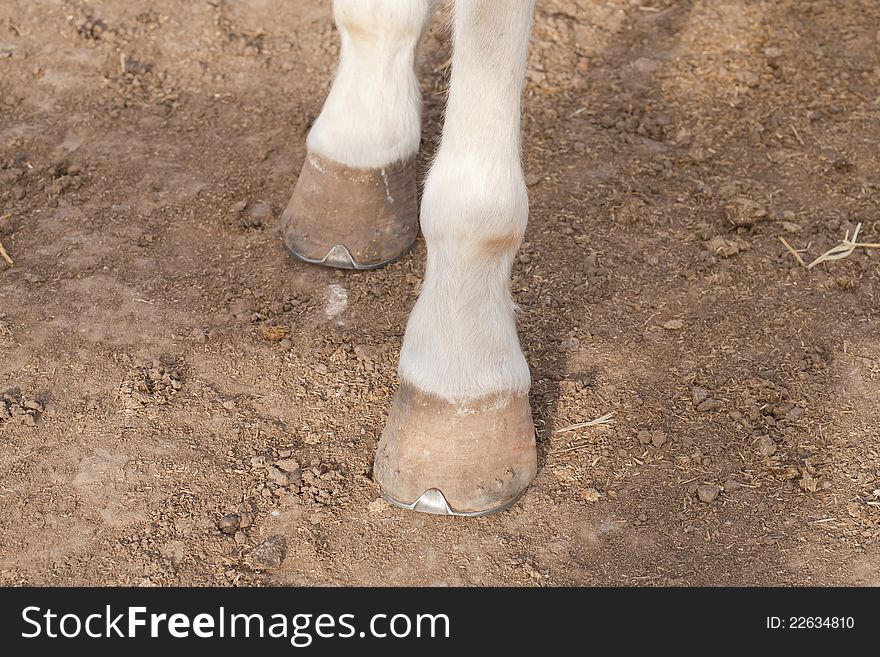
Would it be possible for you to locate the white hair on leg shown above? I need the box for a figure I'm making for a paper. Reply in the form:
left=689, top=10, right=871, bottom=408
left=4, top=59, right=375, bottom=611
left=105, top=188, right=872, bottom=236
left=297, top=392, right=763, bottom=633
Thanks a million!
left=397, top=0, right=537, bottom=403
left=307, top=0, right=434, bottom=168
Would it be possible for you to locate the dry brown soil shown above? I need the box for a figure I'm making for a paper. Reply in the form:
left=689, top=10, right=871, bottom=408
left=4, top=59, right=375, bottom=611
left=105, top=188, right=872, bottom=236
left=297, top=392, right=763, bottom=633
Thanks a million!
left=1, top=0, right=879, bottom=586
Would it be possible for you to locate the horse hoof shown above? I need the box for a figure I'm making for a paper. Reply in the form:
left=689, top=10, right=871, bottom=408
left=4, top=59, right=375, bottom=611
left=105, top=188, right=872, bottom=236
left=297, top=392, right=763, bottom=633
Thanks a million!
left=374, top=383, right=537, bottom=516
left=281, top=152, right=419, bottom=270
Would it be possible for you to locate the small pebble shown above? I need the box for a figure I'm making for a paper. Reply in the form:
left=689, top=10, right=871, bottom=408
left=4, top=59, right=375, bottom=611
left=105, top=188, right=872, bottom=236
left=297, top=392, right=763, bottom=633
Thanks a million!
left=246, top=202, right=272, bottom=225
left=737, top=70, right=760, bottom=87
left=218, top=513, right=240, bottom=535
left=266, top=466, right=289, bottom=487
left=697, top=484, right=721, bottom=503
left=723, top=477, right=743, bottom=492
left=786, top=407, right=804, bottom=421
left=367, top=498, right=389, bottom=514
left=651, top=431, right=667, bottom=448
left=275, top=458, right=300, bottom=473
left=756, top=435, right=777, bottom=457
left=580, top=488, right=601, bottom=503
left=691, top=387, right=710, bottom=405
left=228, top=200, right=247, bottom=214
left=632, top=57, right=661, bottom=74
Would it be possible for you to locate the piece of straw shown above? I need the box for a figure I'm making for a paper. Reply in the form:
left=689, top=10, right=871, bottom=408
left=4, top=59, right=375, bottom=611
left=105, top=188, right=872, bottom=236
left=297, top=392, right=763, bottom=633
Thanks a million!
left=0, top=239, right=12, bottom=266
left=778, top=236, right=806, bottom=267
left=806, top=223, right=880, bottom=269
left=553, top=411, right=614, bottom=434
left=781, top=223, right=880, bottom=269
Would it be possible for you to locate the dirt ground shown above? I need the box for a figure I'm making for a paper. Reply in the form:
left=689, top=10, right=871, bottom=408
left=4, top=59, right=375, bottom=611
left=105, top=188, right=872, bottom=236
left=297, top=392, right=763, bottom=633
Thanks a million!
left=1, top=0, right=878, bottom=586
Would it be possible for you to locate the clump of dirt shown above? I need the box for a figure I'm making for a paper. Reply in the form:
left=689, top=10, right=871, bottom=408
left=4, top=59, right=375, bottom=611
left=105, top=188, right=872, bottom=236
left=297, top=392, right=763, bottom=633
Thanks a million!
left=74, top=12, right=109, bottom=42
left=250, top=452, right=350, bottom=513
left=117, top=359, right=184, bottom=407
left=0, top=388, right=43, bottom=427
left=291, top=460, right=349, bottom=510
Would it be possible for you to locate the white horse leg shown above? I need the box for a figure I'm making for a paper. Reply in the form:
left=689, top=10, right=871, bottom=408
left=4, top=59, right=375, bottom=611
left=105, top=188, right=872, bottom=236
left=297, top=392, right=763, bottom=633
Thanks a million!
left=375, top=0, right=538, bottom=515
left=281, top=0, right=433, bottom=269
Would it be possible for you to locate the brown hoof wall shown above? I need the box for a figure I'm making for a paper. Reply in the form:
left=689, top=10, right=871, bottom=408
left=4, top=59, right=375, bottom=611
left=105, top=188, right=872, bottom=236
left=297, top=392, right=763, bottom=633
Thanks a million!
left=281, top=152, right=419, bottom=270
left=374, top=384, right=537, bottom=516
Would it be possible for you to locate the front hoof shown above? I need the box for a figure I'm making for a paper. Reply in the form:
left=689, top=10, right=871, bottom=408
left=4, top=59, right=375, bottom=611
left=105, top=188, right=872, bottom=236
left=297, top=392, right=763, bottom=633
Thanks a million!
left=374, top=383, right=537, bottom=516
left=281, top=152, right=419, bottom=270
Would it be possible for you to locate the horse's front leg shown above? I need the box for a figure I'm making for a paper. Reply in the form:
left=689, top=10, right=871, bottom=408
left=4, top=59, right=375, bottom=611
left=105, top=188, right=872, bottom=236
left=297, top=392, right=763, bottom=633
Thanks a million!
left=375, top=0, right=538, bottom=515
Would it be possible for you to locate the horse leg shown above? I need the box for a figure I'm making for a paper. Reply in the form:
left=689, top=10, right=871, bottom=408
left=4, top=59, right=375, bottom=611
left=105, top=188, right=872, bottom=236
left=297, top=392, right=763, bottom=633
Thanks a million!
left=375, top=0, right=538, bottom=515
